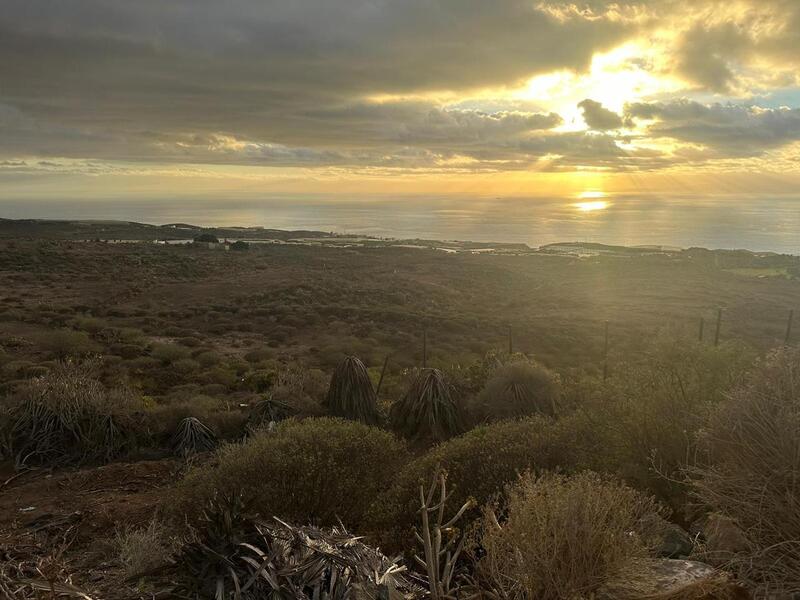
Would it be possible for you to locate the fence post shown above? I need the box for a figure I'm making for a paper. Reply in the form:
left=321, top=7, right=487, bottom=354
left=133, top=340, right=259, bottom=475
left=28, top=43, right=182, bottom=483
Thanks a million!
left=714, top=308, right=722, bottom=347
left=786, top=309, right=794, bottom=346
left=508, top=327, right=513, bottom=355
left=698, top=317, right=704, bottom=342
left=376, top=355, right=390, bottom=397
left=602, top=320, right=609, bottom=381
left=422, top=328, right=428, bottom=369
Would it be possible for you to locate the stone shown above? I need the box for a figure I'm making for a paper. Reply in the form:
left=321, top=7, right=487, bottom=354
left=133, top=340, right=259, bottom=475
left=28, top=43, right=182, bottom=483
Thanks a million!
left=659, top=523, right=694, bottom=558
left=704, top=513, right=749, bottom=557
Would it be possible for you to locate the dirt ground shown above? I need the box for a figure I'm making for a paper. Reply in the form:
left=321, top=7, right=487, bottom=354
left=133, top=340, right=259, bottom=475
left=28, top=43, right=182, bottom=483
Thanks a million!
left=0, top=458, right=183, bottom=599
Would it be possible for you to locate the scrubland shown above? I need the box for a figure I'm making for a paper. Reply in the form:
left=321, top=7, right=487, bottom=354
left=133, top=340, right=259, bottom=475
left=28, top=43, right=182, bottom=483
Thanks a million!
left=1, top=230, right=799, bottom=599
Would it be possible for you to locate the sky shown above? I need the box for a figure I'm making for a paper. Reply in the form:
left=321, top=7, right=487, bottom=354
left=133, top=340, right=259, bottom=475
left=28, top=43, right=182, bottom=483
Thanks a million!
left=2, top=0, right=800, bottom=203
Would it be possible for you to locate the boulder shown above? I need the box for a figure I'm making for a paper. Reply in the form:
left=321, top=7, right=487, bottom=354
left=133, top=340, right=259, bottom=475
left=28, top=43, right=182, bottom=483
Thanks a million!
left=658, top=523, right=694, bottom=558
left=704, top=513, right=749, bottom=557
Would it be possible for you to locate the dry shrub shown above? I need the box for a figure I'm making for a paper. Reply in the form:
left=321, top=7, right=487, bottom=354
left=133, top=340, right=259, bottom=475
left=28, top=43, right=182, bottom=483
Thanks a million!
left=471, top=359, right=561, bottom=422
left=171, top=417, right=408, bottom=529
left=691, top=347, right=800, bottom=595
left=473, top=472, right=665, bottom=600
left=115, top=520, right=175, bottom=578
left=642, top=578, right=752, bottom=600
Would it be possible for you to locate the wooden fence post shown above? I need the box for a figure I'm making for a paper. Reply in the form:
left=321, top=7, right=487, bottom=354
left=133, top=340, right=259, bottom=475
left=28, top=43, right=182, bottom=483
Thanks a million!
left=376, top=355, right=390, bottom=397
left=422, top=328, right=428, bottom=369
left=714, top=308, right=722, bottom=347
left=508, top=327, right=513, bottom=355
left=602, top=320, right=609, bottom=381
left=786, top=309, right=794, bottom=346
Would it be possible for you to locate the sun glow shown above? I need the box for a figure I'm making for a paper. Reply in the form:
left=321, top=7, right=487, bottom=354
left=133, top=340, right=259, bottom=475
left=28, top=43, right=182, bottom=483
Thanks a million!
left=574, top=200, right=609, bottom=212
left=513, top=41, right=680, bottom=132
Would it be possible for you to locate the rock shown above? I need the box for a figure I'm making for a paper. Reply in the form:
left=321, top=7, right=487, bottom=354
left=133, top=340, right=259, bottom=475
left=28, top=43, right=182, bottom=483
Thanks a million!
left=704, top=513, right=749, bottom=557
left=600, top=559, right=720, bottom=598
left=647, top=560, right=719, bottom=593
left=659, top=523, right=694, bottom=558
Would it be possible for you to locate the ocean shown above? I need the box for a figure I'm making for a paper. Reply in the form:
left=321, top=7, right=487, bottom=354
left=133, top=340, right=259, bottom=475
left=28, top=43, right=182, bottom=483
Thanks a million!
left=2, top=194, right=799, bottom=254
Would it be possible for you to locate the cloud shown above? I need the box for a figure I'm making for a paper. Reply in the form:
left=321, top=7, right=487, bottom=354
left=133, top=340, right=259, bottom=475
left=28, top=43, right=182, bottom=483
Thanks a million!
left=673, top=22, right=751, bottom=92
left=1, top=0, right=800, bottom=176
left=578, top=99, right=624, bottom=130
left=625, top=99, right=800, bottom=156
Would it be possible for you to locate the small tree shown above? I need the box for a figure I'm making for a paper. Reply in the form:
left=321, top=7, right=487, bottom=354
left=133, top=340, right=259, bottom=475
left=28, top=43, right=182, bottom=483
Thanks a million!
left=194, top=233, right=220, bottom=244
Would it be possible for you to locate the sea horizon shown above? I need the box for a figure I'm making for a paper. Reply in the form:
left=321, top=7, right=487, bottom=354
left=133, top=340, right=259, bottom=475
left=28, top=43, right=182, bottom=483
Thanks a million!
left=2, top=192, right=800, bottom=255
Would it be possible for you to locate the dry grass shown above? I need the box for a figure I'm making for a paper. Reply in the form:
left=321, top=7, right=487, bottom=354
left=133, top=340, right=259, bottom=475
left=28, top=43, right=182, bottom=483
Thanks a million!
left=114, top=519, right=175, bottom=579
left=642, top=578, right=752, bottom=600
left=691, top=347, right=800, bottom=596
left=0, top=541, right=90, bottom=600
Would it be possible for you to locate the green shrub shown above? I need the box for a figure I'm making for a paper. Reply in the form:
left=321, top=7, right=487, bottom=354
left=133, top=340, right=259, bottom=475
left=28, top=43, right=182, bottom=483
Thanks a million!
left=472, top=472, right=664, bottom=600
left=244, top=348, right=273, bottom=363
left=172, top=358, right=200, bottom=375
left=569, top=336, right=751, bottom=510
left=692, top=347, right=800, bottom=594
left=368, top=417, right=574, bottom=547
left=73, top=317, right=107, bottom=334
left=171, top=418, right=408, bottom=528
left=110, top=343, right=142, bottom=359
left=151, top=343, right=191, bottom=364
left=196, top=351, right=223, bottom=368
left=471, top=359, right=561, bottom=422
left=36, top=329, right=98, bottom=359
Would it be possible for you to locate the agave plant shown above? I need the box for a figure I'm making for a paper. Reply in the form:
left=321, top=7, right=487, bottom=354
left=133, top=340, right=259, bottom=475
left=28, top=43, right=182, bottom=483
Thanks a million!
left=169, top=494, right=418, bottom=600
left=324, top=356, right=380, bottom=425
left=390, top=368, right=462, bottom=442
left=172, top=416, right=216, bottom=457
left=246, top=397, right=297, bottom=431
left=8, top=362, right=138, bottom=467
